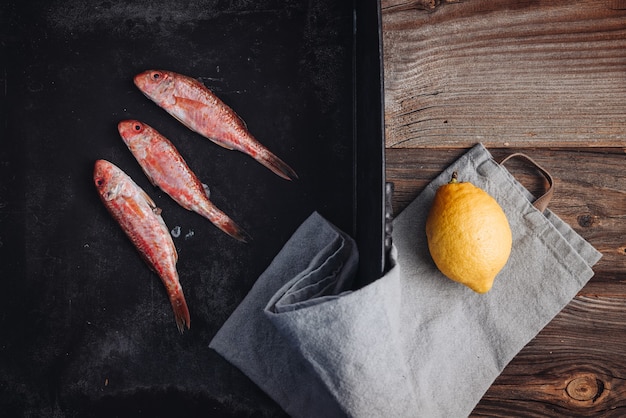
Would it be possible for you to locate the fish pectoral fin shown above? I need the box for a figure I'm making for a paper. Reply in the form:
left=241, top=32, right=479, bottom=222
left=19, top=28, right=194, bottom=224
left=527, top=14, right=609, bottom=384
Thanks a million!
left=125, top=198, right=149, bottom=220
left=202, top=183, right=211, bottom=199
left=172, top=96, right=238, bottom=151
left=174, top=92, right=247, bottom=129
left=173, top=95, right=206, bottom=110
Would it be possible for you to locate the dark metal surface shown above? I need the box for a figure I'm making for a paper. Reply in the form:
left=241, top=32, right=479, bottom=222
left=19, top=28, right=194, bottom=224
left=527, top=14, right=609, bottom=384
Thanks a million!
left=0, top=0, right=384, bottom=416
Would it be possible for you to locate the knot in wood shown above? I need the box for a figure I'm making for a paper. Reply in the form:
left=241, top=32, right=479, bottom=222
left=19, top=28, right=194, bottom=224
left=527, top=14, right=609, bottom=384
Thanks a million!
left=577, top=214, right=595, bottom=228
left=566, top=375, right=602, bottom=401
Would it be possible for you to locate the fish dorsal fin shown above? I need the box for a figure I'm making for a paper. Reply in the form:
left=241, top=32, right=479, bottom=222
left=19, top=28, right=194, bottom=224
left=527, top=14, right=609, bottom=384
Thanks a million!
left=139, top=188, right=158, bottom=210
left=172, top=242, right=179, bottom=263
left=235, top=111, right=247, bottom=129
left=141, top=168, right=158, bottom=187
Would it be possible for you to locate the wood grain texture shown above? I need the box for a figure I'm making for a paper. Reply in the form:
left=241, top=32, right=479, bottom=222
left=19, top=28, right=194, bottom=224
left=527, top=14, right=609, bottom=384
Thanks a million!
left=381, top=1, right=626, bottom=414
left=472, top=295, right=626, bottom=416
left=381, top=0, right=626, bottom=148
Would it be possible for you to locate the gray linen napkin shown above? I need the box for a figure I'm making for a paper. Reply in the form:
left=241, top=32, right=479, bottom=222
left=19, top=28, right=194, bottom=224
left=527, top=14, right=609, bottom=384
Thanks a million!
left=210, top=143, right=602, bottom=417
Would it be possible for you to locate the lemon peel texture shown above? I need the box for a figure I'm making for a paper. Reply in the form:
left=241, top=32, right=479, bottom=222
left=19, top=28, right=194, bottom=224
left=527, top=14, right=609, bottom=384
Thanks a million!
left=425, top=172, right=512, bottom=293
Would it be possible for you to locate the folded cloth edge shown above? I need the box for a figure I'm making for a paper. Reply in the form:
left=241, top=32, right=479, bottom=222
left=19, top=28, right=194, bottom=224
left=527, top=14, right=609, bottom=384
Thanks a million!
left=265, top=220, right=358, bottom=314
left=209, top=211, right=350, bottom=418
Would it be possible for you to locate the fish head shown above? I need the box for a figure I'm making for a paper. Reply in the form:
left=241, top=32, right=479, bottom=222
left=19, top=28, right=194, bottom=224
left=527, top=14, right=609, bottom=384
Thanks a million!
left=118, top=120, right=150, bottom=148
left=94, top=159, right=125, bottom=201
left=134, top=70, right=174, bottom=101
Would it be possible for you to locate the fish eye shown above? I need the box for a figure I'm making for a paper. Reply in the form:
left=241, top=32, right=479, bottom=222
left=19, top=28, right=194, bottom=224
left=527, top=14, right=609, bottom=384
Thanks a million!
left=96, top=178, right=104, bottom=187
left=133, top=123, right=142, bottom=131
left=152, top=72, right=161, bottom=80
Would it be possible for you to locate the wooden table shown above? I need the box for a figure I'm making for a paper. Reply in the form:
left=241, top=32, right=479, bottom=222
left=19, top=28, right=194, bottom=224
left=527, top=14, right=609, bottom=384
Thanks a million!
left=381, top=0, right=626, bottom=415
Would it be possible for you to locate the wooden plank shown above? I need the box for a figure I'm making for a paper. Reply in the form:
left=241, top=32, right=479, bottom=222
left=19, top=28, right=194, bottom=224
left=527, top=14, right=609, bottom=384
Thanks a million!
left=471, top=295, right=626, bottom=416
left=381, top=0, right=626, bottom=148
left=381, top=1, right=626, bottom=415
left=385, top=147, right=626, bottom=294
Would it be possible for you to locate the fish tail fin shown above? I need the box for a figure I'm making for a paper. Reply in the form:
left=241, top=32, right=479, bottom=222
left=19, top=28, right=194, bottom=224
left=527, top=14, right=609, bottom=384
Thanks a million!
left=218, top=218, right=252, bottom=243
left=200, top=203, right=252, bottom=243
left=256, top=150, right=298, bottom=181
left=169, top=289, right=190, bottom=334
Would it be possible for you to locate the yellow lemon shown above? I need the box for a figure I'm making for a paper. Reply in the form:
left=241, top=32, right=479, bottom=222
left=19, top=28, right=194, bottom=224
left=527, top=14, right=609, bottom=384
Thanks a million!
left=425, top=172, right=512, bottom=293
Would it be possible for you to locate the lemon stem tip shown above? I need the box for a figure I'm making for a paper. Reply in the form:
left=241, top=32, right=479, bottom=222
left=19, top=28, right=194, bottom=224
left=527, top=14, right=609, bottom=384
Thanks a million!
left=450, top=171, right=459, bottom=184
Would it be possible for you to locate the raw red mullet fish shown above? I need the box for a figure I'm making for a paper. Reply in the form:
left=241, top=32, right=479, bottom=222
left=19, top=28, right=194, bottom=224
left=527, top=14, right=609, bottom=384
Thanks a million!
left=117, top=119, right=250, bottom=242
left=133, top=69, right=298, bottom=181
left=93, top=159, right=190, bottom=333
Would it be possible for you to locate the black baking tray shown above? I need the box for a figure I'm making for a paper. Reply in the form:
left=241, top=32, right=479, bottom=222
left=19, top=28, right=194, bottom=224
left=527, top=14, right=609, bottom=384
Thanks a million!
left=0, top=0, right=385, bottom=416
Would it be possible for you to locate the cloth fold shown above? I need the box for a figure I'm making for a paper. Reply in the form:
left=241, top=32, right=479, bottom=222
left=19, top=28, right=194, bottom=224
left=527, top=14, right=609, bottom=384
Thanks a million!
left=210, top=143, right=602, bottom=417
